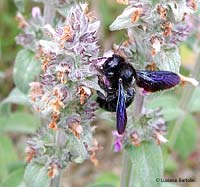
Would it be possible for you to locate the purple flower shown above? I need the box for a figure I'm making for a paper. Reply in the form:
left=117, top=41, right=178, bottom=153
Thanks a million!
left=32, top=7, right=41, bottom=18
left=112, top=131, right=123, bottom=152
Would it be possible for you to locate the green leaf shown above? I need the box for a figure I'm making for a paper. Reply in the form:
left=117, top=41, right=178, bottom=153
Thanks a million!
left=17, top=182, right=26, bottom=187
left=13, top=49, right=41, bottom=94
left=24, top=163, right=50, bottom=187
left=1, top=87, right=30, bottom=106
left=164, top=156, right=178, bottom=174
left=161, top=184, right=179, bottom=187
left=167, top=1, right=194, bottom=22
left=173, top=115, right=197, bottom=159
left=0, top=71, right=5, bottom=79
left=88, top=184, right=115, bottom=187
left=109, top=6, right=141, bottom=31
left=148, top=94, right=184, bottom=121
left=126, top=142, right=163, bottom=187
left=154, top=47, right=181, bottom=73
left=1, top=167, right=24, bottom=187
left=0, top=135, right=18, bottom=181
left=0, top=112, right=40, bottom=133
left=188, top=87, right=200, bottom=112
left=67, top=134, right=88, bottom=163
left=89, top=172, right=119, bottom=187
left=56, top=6, right=71, bottom=17
left=0, top=103, right=11, bottom=116
left=14, top=0, right=25, bottom=12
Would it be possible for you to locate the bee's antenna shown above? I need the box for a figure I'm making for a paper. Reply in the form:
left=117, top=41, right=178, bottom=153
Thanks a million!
left=115, top=40, right=125, bottom=54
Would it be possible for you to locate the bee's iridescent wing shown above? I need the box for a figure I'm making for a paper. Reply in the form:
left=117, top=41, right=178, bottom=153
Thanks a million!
left=135, top=70, right=180, bottom=92
left=116, top=79, right=127, bottom=134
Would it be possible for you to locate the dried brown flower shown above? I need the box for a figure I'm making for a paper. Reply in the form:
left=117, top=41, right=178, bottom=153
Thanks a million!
left=29, top=82, right=43, bottom=102
left=77, top=86, right=91, bottom=105
left=146, top=62, right=157, bottom=71
left=116, top=0, right=129, bottom=5
left=130, top=131, right=141, bottom=147
left=188, top=0, right=198, bottom=11
left=87, top=139, right=102, bottom=166
left=157, top=4, right=167, bottom=19
left=131, top=8, right=143, bottom=23
left=51, top=98, right=64, bottom=114
left=154, top=131, right=168, bottom=145
left=60, top=25, right=74, bottom=47
left=48, top=163, right=59, bottom=178
left=150, top=36, right=163, bottom=57
left=68, top=121, right=83, bottom=139
left=49, top=113, right=59, bottom=130
left=162, top=22, right=172, bottom=37
left=15, top=12, right=28, bottom=29
left=25, top=147, right=36, bottom=163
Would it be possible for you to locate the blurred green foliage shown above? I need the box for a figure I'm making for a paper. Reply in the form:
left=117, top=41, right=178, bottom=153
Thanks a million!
left=88, top=172, right=120, bottom=187
left=0, top=0, right=20, bottom=97
left=0, top=0, right=20, bottom=66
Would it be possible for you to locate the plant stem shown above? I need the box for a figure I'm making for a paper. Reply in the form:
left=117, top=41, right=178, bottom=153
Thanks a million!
left=43, top=0, right=56, bottom=25
left=50, top=173, right=61, bottom=187
left=168, top=51, right=200, bottom=149
left=43, top=1, right=59, bottom=187
left=120, top=93, right=144, bottom=187
left=120, top=151, right=132, bottom=187
left=132, top=94, right=144, bottom=117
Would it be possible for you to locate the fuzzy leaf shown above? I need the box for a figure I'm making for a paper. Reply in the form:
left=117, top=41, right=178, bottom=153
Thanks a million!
left=0, top=71, right=5, bottom=79
left=39, top=40, right=62, bottom=55
left=161, top=184, right=179, bottom=187
left=24, top=163, right=50, bottom=187
left=56, top=6, right=72, bottom=17
left=88, top=184, right=115, bottom=187
left=67, top=134, right=88, bottom=163
left=167, top=1, right=194, bottom=22
left=188, top=87, right=200, bottom=112
left=14, top=0, right=25, bottom=12
left=0, top=135, right=18, bottom=181
left=1, top=87, right=30, bottom=106
left=164, top=156, right=178, bottom=174
left=0, top=103, right=11, bottom=116
left=154, top=47, right=181, bottom=73
left=17, top=182, right=26, bottom=187
left=126, top=142, right=163, bottom=187
left=13, top=49, right=41, bottom=94
left=89, top=172, right=120, bottom=187
left=148, top=94, right=184, bottom=121
left=173, top=115, right=197, bottom=159
left=109, top=6, right=142, bottom=31
left=1, top=167, right=24, bottom=187
left=0, top=112, right=40, bottom=133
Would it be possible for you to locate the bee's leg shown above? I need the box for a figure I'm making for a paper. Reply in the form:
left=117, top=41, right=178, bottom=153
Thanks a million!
left=96, top=96, right=117, bottom=112
left=106, top=93, right=117, bottom=102
left=125, top=87, right=136, bottom=108
left=97, top=90, right=106, bottom=99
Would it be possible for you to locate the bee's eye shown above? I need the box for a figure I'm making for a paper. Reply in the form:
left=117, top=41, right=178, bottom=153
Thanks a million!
left=106, top=72, right=114, bottom=77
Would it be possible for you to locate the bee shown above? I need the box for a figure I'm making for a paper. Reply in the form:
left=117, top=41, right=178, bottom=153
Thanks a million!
left=97, top=54, right=180, bottom=134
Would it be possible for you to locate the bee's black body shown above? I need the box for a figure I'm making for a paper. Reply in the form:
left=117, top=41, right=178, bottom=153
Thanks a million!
left=97, top=54, right=180, bottom=134
left=97, top=55, right=136, bottom=112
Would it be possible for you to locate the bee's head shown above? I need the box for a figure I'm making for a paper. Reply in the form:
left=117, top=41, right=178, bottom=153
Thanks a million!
left=119, top=63, right=137, bottom=86
left=103, top=54, right=125, bottom=74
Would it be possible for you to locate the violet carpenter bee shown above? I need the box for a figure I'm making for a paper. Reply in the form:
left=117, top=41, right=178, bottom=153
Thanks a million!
left=97, top=54, right=180, bottom=134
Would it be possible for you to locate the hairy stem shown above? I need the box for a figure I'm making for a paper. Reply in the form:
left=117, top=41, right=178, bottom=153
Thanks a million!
left=43, top=0, right=56, bottom=25
left=43, top=1, right=59, bottom=187
left=120, top=93, right=144, bottom=187
left=168, top=51, right=200, bottom=149
left=50, top=173, right=61, bottom=187
left=120, top=151, right=132, bottom=187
